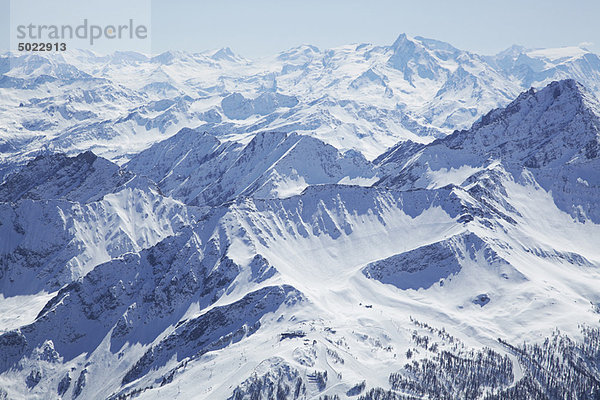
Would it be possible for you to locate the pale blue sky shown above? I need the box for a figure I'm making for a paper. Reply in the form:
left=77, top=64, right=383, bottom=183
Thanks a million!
left=1, top=0, right=598, bottom=57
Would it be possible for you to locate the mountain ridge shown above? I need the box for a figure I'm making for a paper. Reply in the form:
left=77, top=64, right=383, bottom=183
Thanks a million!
left=1, top=42, right=600, bottom=399
left=3, top=34, right=600, bottom=170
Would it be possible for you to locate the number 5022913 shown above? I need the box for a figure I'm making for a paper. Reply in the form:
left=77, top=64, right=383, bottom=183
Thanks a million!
left=18, top=42, right=67, bottom=51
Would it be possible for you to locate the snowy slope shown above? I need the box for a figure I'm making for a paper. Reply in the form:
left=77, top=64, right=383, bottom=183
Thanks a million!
left=127, top=129, right=376, bottom=205
left=0, top=152, right=194, bottom=296
left=377, top=79, right=600, bottom=222
left=1, top=42, right=600, bottom=399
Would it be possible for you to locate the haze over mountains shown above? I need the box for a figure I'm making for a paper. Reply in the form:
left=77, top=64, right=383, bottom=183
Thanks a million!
left=1, top=35, right=600, bottom=399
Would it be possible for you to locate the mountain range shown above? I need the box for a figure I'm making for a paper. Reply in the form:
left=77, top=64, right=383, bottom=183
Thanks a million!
left=2, top=34, right=600, bottom=170
left=1, top=34, right=600, bottom=399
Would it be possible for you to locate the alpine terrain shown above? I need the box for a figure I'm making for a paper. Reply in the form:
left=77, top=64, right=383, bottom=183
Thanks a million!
left=1, top=34, right=600, bottom=399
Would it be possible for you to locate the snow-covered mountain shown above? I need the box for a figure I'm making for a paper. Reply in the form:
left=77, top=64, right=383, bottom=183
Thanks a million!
left=0, top=152, right=194, bottom=296
left=1, top=78, right=600, bottom=399
left=3, top=35, right=600, bottom=173
left=2, top=33, right=600, bottom=399
left=376, top=79, right=600, bottom=222
left=126, top=129, right=376, bottom=206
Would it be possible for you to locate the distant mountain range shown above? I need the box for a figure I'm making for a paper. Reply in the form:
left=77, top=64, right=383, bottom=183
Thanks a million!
left=2, top=34, right=600, bottom=170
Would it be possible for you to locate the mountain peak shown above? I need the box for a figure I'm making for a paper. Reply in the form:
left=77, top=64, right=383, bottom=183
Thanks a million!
left=495, top=44, right=527, bottom=59
left=150, top=50, right=193, bottom=64
left=390, top=33, right=413, bottom=50
left=437, top=79, right=600, bottom=169
left=277, top=44, right=321, bottom=62
left=378, top=79, right=600, bottom=186
left=475, top=79, right=591, bottom=130
left=75, top=150, right=98, bottom=164
left=0, top=151, right=133, bottom=203
left=538, top=79, right=591, bottom=105
left=534, top=78, right=584, bottom=95
left=211, top=47, right=236, bottom=60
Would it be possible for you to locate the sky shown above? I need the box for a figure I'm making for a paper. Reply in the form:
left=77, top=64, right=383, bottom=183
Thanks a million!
left=1, top=0, right=598, bottom=57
